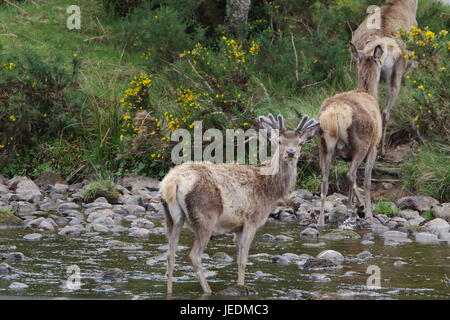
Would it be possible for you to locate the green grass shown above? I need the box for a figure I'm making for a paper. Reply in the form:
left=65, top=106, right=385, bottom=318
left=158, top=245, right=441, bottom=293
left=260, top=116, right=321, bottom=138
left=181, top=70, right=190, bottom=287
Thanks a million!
left=0, top=0, right=143, bottom=96
left=81, top=178, right=120, bottom=202
left=374, top=201, right=401, bottom=217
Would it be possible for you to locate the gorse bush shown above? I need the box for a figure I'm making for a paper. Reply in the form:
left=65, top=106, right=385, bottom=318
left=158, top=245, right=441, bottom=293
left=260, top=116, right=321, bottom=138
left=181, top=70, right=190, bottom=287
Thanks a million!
left=0, top=48, right=83, bottom=166
left=397, top=26, right=450, bottom=139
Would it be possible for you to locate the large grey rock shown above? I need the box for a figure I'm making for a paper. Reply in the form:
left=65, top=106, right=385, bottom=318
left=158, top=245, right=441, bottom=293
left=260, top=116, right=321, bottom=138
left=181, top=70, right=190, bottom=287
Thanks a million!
left=300, top=227, right=319, bottom=238
left=396, top=196, right=439, bottom=212
left=212, top=252, right=233, bottom=262
left=101, top=268, right=125, bottom=282
left=303, top=258, right=339, bottom=270
left=398, top=210, right=420, bottom=220
left=317, top=250, right=344, bottom=262
left=86, top=209, right=115, bottom=223
left=432, top=203, right=450, bottom=221
left=14, top=178, right=42, bottom=202
left=58, top=202, right=81, bottom=213
left=424, top=218, right=450, bottom=235
left=123, top=205, right=146, bottom=217
left=357, top=250, right=373, bottom=260
left=415, top=232, right=439, bottom=243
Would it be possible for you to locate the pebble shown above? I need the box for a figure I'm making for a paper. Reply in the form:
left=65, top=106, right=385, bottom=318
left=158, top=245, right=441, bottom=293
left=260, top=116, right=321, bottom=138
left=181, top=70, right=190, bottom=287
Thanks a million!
left=311, top=273, right=331, bottom=282
left=23, top=233, right=42, bottom=240
left=9, top=282, right=29, bottom=290
left=212, top=252, right=233, bottom=262
left=317, top=250, right=344, bottom=262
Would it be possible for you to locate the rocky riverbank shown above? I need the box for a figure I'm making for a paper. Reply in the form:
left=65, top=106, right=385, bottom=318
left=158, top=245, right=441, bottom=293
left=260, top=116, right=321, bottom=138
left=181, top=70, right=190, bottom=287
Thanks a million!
left=0, top=173, right=449, bottom=299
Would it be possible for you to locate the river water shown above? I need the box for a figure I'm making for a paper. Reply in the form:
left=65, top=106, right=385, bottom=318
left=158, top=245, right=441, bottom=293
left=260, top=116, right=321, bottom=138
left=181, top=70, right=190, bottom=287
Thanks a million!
left=0, top=219, right=449, bottom=300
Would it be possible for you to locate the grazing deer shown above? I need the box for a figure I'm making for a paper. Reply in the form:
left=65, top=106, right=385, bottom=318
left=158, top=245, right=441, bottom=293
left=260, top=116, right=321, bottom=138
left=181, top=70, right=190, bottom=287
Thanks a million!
left=160, top=114, right=319, bottom=295
left=316, top=45, right=384, bottom=226
left=351, top=0, right=419, bottom=155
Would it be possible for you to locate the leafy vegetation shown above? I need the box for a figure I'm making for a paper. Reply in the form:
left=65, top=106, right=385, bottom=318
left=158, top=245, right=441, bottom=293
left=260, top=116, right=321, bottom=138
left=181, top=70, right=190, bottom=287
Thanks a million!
left=374, top=201, right=400, bottom=217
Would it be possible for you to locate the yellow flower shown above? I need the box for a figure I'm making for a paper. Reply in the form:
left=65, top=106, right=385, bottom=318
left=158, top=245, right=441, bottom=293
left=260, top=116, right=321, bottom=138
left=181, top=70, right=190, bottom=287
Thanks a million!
left=425, top=31, right=435, bottom=41
left=9, top=115, right=16, bottom=121
left=0, top=145, right=4, bottom=149
left=439, top=30, right=448, bottom=36
left=417, top=85, right=424, bottom=90
left=440, top=66, right=447, bottom=71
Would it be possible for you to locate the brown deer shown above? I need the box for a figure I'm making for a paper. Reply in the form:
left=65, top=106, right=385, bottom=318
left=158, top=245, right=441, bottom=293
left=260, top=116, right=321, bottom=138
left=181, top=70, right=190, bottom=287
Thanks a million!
left=316, top=45, right=384, bottom=226
left=160, top=114, right=319, bottom=295
left=351, top=0, right=419, bottom=155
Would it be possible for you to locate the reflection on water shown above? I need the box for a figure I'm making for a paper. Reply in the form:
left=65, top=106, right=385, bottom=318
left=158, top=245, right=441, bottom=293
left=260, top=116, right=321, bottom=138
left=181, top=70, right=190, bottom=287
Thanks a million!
left=0, top=219, right=449, bottom=300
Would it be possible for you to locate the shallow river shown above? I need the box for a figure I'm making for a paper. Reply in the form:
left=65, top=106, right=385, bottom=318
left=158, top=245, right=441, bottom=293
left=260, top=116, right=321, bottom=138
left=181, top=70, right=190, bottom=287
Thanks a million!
left=0, top=219, right=449, bottom=300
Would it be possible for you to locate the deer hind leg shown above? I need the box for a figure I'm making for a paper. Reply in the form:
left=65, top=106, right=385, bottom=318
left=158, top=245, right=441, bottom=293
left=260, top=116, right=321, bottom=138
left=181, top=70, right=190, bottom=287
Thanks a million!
left=235, top=224, right=257, bottom=286
left=363, top=146, right=377, bottom=219
left=381, top=63, right=402, bottom=156
left=319, top=136, right=337, bottom=226
left=166, top=215, right=185, bottom=298
left=189, top=225, right=214, bottom=295
left=346, top=149, right=368, bottom=217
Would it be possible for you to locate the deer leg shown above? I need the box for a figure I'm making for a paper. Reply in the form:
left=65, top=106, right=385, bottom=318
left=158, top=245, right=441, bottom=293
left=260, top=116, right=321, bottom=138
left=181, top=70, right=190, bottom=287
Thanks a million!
left=235, top=225, right=257, bottom=286
left=189, top=228, right=213, bottom=295
left=346, top=151, right=367, bottom=217
left=319, top=137, right=336, bottom=226
left=381, top=64, right=402, bottom=155
left=353, top=183, right=364, bottom=206
left=363, top=147, right=377, bottom=219
left=166, top=215, right=185, bottom=297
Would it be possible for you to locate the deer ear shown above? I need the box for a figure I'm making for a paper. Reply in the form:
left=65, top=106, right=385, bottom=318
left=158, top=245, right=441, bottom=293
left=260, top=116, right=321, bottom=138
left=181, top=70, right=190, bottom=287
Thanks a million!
left=299, top=122, right=320, bottom=143
left=349, top=42, right=363, bottom=62
left=373, top=45, right=384, bottom=64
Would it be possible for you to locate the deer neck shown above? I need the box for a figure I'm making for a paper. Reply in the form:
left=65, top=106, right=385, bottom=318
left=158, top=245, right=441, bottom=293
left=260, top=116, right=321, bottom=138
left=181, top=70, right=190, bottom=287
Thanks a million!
left=261, top=149, right=297, bottom=200
left=358, top=73, right=379, bottom=100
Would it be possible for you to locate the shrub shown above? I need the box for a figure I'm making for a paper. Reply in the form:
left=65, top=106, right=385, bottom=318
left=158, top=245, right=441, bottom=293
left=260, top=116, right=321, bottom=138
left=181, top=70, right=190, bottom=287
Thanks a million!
left=0, top=48, right=83, bottom=166
left=401, top=146, right=450, bottom=202
left=81, top=179, right=120, bottom=203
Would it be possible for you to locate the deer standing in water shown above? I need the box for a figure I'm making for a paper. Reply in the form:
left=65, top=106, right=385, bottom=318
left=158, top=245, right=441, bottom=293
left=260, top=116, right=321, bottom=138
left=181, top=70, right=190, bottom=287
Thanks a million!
left=160, top=114, right=319, bottom=295
left=351, top=0, right=419, bottom=155
left=317, top=45, right=384, bottom=226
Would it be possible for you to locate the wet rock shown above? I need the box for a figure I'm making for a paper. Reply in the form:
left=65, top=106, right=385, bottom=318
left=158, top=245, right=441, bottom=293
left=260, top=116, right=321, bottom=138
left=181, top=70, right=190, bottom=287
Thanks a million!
left=361, top=240, right=375, bottom=246
left=272, top=255, right=289, bottom=266
left=398, top=225, right=426, bottom=235
left=329, top=205, right=348, bottom=223
left=356, top=250, right=373, bottom=260
left=13, top=178, right=42, bottom=202
left=287, top=289, right=303, bottom=300
left=51, top=183, right=69, bottom=194
left=58, top=202, right=81, bottom=213
left=101, top=268, right=125, bottom=282
left=311, top=273, right=331, bottom=282
left=321, top=229, right=360, bottom=240
left=0, top=262, right=12, bottom=274
left=432, top=203, right=450, bottom=221
left=415, top=232, right=439, bottom=243
left=216, top=285, right=257, bottom=297
left=343, top=271, right=358, bottom=277
left=312, top=200, right=333, bottom=213
left=23, top=233, right=42, bottom=240
left=300, top=227, right=319, bottom=238
left=382, top=230, right=408, bottom=240
left=124, top=215, right=137, bottom=222
left=87, top=209, right=116, bottom=223
left=131, top=218, right=154, bottom=229
left=398, top=210, right=420, bottom=220
left=255, top=270, right=272, bottom=277
left=0, top=209, right=23, bottom=229
left=9, top=282, right=29, bottom=290
left=39, top=220, right=56, bottom=231
left=303, top=258, right=339, bottom=270
left=396, top=196, right=439, bottom=212
left=123, top=205, right=146, bottom=217
left=261, top=233, right=275, bottom=242
left=128, top=228, right=150, bottom=237
left=389, top=217, right=409, bottom=228
left=92, top=223, right=110, bottom=233
left=424, top=218, right=450, bottom=235
left=58, top=225, right=82, bottom=236
left=362, top=233, right=374, bottom=240
left=94, top=284, right=116, bottom=292
left=375, top=214, right=390, bottom=225
left=317, top=250, right=344, bottom=262
left=274, top=235, right=293, bottom=242
left=393, top=261, right=408, bottom=267
left=1, top=252, right=25, bottom=262
left=212, top=252, right=233, bottom=262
